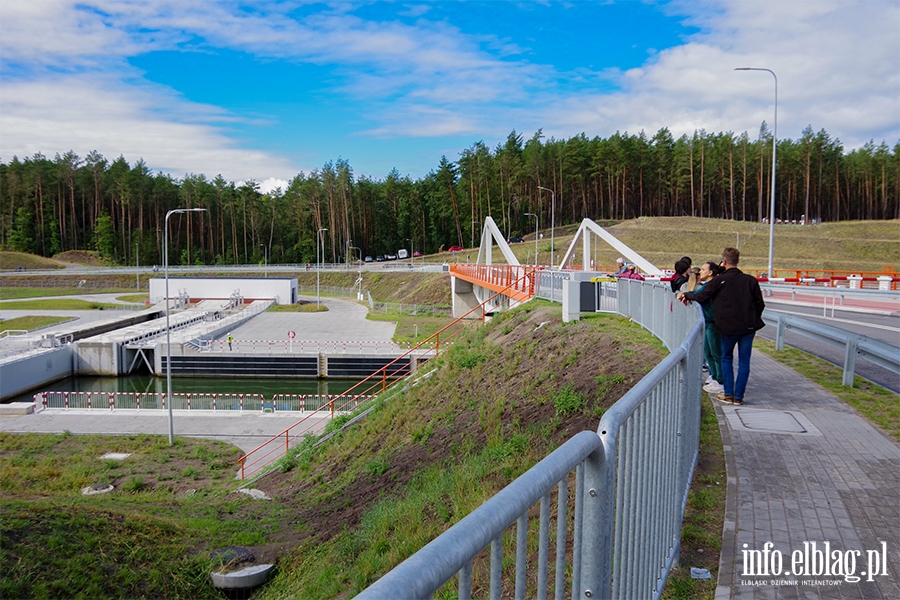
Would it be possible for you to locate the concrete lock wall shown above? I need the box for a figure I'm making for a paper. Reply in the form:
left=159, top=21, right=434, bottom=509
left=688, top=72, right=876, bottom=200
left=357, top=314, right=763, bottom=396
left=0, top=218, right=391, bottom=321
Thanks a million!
left=0, top=346, right=74, bottom=400
left=74, top=341, right=121, bottom=376
left=148, top=278, right=297, bottom=305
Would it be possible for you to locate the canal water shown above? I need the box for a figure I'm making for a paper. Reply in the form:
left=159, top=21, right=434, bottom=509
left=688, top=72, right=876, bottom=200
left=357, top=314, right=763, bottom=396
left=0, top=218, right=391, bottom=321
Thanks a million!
left=7, top=375, right=366, bottom=404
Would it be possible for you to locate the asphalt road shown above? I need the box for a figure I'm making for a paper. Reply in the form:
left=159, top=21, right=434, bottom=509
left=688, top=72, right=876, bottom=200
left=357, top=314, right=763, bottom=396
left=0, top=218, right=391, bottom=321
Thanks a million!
left=761, top=299, right=900, bottom=393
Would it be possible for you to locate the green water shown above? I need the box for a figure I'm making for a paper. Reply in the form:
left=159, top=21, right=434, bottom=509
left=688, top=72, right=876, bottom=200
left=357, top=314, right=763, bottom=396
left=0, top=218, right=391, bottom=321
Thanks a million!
left=9, top=375, right=365, bottom=404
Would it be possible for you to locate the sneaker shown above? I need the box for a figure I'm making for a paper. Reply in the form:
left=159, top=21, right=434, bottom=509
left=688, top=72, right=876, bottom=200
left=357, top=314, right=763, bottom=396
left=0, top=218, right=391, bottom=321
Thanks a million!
left=703, top=381, right=724, bottom=394
left=716, top=393, right=735, bottom=404
left=704, top=375, right=714, bottom=385
left=732, top=397, right=744, bottom=406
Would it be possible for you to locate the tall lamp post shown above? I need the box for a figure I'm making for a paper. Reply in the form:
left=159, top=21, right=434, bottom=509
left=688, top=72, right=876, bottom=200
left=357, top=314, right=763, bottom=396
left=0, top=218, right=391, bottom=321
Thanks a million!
left=525, top=212, right=539, bottom=265
left=259, top=243, right=267, bottom=277
left=537, top=186, right=555, bottom=268
left=407, top=238, right=413, bottom=264
left=735, top=67, right=777, bottom=278
left=164, top=207, right=206, bottom=446
left=317, top=227, right=328, bottom=309
left=135, top=242, right=139, bottom=290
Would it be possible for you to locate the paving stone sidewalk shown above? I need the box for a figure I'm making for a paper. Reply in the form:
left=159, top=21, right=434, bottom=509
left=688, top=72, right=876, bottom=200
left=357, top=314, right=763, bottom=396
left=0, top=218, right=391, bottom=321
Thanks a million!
left=715, top=351, right=900, bottom=599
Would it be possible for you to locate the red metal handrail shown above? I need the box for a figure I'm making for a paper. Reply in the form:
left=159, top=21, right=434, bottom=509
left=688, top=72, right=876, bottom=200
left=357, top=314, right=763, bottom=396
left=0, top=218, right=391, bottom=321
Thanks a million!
left=237, top=266, right=542, bottom=480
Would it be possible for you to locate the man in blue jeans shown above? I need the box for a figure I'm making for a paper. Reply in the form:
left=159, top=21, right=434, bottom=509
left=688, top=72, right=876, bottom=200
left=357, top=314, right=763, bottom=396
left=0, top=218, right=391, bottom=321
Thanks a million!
left=677, top=247, right=765, bottom=405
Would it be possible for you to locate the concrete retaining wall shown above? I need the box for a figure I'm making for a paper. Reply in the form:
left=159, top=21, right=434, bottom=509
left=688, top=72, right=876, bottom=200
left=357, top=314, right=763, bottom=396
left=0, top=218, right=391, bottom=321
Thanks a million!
left=0, top=346, right=73, bottom=400
left=149, top=277, right=298, bottom=305
left=156, top=351, right=414, bottom=379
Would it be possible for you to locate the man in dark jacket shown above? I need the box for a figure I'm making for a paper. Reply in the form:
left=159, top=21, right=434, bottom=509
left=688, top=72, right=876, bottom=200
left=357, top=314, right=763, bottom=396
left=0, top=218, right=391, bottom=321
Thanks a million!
left=677, top=248, right=764, bottom=405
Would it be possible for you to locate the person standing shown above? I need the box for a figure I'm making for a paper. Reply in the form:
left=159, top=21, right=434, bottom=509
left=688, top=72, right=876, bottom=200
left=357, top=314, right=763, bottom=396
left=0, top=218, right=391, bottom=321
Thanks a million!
left=669, top=257, right=693, bottom=293
left=677, top=248, right=765, bottom=405
left=227, top=334, right=234, bottom=351
left=686, top=262, right=725, bottom=395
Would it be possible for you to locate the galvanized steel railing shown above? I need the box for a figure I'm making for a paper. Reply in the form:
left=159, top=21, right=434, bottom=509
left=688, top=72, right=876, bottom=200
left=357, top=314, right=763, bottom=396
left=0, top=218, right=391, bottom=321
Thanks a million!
left=763, top=309, right=900, bottom=386
left=34, top=391, right=375, bottom=412
left=356, top=279, right=705, bottom=600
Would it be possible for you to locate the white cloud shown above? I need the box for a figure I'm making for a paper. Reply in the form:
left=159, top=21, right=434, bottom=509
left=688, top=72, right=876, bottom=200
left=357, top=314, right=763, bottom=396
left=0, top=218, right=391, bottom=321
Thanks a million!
left=0, top=0, right=896, bottom=185
left=508, top=0, right=900, bottom=149
left=0, top=75, right=299, bottom=182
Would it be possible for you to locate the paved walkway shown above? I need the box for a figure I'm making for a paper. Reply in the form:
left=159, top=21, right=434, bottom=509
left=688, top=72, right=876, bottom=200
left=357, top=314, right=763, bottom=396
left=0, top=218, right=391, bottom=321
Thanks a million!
left=715, top=351, right=900, bottom=599
left=0, top=409, right=328, bottom=455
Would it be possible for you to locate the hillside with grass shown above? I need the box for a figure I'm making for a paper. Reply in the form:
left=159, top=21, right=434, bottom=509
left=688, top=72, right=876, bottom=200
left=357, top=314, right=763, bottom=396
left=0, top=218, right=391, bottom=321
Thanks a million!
left=4, top=302, right=717, bottom=599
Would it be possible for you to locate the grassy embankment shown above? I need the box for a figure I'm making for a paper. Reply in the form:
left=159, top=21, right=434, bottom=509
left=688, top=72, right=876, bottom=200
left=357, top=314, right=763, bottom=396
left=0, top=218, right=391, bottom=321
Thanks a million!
left=2, top=302, right=676, bottom=599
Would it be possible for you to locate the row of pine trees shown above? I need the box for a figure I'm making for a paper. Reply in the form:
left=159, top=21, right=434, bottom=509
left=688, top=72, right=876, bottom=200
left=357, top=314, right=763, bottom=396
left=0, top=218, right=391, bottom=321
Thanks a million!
left=1, top=126, right=897, bottom=266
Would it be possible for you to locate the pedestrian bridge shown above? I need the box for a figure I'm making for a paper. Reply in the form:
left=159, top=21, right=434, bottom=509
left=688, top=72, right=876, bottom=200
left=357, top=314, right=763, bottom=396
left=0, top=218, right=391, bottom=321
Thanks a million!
left=449, top=216, right=663, bottom=318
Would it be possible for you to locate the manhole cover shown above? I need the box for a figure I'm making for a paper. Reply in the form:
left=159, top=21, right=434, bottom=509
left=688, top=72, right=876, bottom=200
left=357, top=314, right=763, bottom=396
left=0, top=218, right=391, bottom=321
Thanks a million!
left=736, top=409, right=807, bottom=433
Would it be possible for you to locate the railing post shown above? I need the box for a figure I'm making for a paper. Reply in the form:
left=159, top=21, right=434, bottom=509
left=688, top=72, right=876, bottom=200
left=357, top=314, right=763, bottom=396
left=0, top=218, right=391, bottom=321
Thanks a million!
left=578, top=445, right=609, bottom=600
left=843, top=334, right=859, bottom=387
left=775, top=314, right=786, bottom=351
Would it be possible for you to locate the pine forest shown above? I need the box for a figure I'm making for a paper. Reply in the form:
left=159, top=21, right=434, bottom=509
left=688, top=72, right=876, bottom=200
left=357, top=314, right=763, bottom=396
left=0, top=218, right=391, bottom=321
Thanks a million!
left=1, top=126, right=897, bottom=266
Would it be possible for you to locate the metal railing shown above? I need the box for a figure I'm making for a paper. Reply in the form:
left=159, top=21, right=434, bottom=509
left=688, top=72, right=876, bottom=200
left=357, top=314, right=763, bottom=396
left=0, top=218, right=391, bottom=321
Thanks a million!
left=199, top=339, right=410, bottom=354
left=357, top=279, right=705, bottom=599
left=535, top=269, right=571, bottom=303
left=237, top=269, right=541, bottom=481
left=34, top=391, right=376, bottom=411
left=763, top=309, right=900, bottom=386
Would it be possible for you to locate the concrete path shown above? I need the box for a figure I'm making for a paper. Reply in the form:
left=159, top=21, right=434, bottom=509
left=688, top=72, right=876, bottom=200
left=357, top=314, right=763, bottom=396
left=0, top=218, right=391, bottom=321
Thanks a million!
left=0, top=409, right=328, bottom=455
left=715, top=351, right=900, bottom=599
left=224, top=295, right=397, bottom=343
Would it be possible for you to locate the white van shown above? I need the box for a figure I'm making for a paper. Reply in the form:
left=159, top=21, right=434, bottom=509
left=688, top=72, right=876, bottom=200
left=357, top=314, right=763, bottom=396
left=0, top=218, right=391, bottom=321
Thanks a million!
left=397, top=249, right=409, bottom=259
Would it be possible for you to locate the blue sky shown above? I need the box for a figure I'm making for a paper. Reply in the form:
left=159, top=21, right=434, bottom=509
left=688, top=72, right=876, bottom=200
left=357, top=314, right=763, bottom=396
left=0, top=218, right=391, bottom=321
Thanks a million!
left=2, top=1, right=898, bottom=193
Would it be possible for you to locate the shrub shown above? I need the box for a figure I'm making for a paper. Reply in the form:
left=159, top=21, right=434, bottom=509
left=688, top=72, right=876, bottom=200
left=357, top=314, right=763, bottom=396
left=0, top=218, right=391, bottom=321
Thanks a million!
left=553, top=384, right=585, bottom=416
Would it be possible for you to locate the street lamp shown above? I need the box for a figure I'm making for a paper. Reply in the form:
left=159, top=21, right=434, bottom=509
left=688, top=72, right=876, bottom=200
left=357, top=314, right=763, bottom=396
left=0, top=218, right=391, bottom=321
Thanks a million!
left=537, top=186, right=555, bottom=268
left=164, top=207, right=206, bottom=446
left=407, top=238, right=413, bottom=264
left=525, top=212, right=539, bottom=265
left=735, top=67, right=777, bottom=278
left=259, top=243, right=267, bottom=278
left=317, top=227, right=328, bottom=309
left=135, top=242, right=139, bottom=290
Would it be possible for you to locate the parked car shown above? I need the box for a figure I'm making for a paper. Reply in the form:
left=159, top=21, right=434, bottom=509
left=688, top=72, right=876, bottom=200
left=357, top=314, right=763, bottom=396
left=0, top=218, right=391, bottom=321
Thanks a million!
left=413, top=250, right=422, bottom=257
left=387, top=254, right=397, bottom=260
left=397, top=249, right=409, bottom=259
left=507, top=237, right=524, bottom=243
left=364, top=256, right=373, bottom=262
left=376, top=255, right=385, bottom=261
left=448, top=245, right=463, bottom=252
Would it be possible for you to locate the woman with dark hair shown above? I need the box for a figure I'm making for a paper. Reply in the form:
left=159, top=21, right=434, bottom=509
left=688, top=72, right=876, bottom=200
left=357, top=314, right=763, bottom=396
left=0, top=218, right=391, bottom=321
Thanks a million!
left=692, top=261, right=724, bottom=394
left=669, top=256, right=693, bottom=293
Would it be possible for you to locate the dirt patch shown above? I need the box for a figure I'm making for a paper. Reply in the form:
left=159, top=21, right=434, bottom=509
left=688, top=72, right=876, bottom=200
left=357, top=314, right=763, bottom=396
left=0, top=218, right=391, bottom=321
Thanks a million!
left=52, top=250, right=107, bottom=267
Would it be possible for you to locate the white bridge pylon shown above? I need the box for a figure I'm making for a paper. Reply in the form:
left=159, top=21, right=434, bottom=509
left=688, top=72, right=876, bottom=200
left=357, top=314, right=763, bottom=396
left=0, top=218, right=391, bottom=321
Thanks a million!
left=475, top=216, right=521, bottom=266
left=472, top=216, right=662, bottom=276
left=558, top=219, right=664, bottom=276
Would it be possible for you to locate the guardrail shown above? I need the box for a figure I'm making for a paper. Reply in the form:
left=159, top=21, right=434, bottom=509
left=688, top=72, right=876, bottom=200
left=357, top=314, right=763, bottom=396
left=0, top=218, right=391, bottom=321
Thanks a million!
left=535, top=269, right=571, bottom=303
left=200, top=339, right=408, bottom=354
left=357, top=279, right=705, bottom=599
left=763, top=309, right=900, bottom=386
left=33, top=391, right=375, bottom=411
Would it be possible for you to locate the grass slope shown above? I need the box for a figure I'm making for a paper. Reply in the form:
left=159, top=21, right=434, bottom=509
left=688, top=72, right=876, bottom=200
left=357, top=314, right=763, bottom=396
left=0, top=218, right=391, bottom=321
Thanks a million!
left=0, top=302, right=668, bottom=599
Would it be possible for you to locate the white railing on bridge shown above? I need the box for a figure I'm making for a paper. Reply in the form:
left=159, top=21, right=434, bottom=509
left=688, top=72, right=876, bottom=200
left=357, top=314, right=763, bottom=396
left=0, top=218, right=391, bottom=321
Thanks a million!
left=357, top=279, right=704, bottom=600
left=199, top=339, right=410, bottom=354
